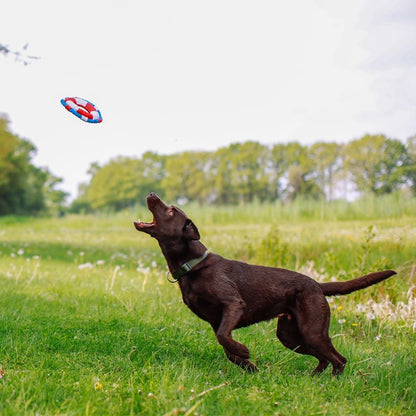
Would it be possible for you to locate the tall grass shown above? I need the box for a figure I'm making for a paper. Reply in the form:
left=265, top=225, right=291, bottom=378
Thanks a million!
left=162, top=193, right=416, bottom=224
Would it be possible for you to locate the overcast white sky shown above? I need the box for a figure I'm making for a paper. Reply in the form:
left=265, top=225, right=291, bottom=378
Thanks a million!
left=1, top=0, right=415, bottom=199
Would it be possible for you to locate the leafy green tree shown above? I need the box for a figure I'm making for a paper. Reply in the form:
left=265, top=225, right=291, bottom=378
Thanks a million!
left=163, top=151, right=213, bottom=204
left=213, top=142, right=272, bottom=204
left=286, top=165, right=323, bottom=200
left=405, top=135, right=416, bottom=195
left=213, top=146, right=237, bottom=204
left=343, top=134, right=408, bottom=195
left=68, top=183, right=92, bottom=214
left=0, top=116, right=50, bottom=215
left=42, top=169, right=69, bottom=215
left=269, top=143, right=292, bottom=199
left=84, top=153, right=165, bottom=211
left=309, top=142, right=342, bottom=201
left=85, top=157, right=143, bottom=211
left=139, top=152, right=166, bottom=197
left=271, top=142, right=322, bottom=200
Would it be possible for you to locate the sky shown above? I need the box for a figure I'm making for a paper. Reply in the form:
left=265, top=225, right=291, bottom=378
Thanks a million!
left=1, top=0, right=415, bottom=200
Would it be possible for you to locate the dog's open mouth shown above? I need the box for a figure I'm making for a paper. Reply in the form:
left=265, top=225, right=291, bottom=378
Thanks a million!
left=134, top=217, right=155, bottom=230
left=135, top=193, right=164, bottom=232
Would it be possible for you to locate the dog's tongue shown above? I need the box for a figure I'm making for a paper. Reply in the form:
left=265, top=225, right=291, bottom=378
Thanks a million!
left=134, top=217, right=155, bottom=229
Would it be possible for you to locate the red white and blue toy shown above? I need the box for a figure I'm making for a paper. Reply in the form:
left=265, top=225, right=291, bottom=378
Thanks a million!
left=60, top=97, right=103, bottom=123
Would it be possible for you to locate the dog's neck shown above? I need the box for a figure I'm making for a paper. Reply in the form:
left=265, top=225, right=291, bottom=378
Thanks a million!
left=158, top=239, right=207, bottom=274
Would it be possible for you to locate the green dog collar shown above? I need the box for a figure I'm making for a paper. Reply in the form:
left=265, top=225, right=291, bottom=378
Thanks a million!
left=170, top=250, right=209, bottom=282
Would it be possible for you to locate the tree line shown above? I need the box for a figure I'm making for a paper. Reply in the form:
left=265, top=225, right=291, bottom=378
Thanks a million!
left=0, top=115, right=67, bottom=215
left=1, top=110, right=415, bottom=216
left=72, top=134, right=416, bottom=212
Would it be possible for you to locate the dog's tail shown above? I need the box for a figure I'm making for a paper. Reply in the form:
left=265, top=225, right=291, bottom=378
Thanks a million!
left=320, top=270, right=397, bottom=296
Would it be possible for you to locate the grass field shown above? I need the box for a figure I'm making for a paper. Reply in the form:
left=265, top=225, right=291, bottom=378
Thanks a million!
left=1, top=198, right=415, bottom=415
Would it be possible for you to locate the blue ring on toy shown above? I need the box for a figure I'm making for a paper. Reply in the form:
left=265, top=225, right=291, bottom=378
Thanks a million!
left=60, top=97, right=103, bottom=123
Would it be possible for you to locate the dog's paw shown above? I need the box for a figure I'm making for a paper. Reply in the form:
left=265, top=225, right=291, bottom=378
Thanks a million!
left=229, top=342, right=250, bottom=359
left=242, top=360, right=259, bottom=373
left=225, top=350, right=259, bottom=373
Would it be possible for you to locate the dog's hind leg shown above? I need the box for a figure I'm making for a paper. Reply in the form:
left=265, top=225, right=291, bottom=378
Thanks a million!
left=294, top=294, right=347, bottom=375
left=276, top=314, right=303, bottom=350
left=277, top=314, right=330, bottom=373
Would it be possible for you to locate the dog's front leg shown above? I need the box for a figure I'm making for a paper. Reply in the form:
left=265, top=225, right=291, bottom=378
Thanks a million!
left=223, top=347, right=259, bottom=373
left=215, top=299, right=258, bottom=372
left=216, top=299, right=247, bottom=356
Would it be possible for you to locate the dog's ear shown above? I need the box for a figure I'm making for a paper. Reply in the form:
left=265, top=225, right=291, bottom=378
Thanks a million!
left=183, top=219, right=200, bottom=240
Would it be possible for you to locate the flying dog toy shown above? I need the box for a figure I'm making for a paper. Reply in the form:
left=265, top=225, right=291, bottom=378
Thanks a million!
left=60, top=97, right=103, bottom=123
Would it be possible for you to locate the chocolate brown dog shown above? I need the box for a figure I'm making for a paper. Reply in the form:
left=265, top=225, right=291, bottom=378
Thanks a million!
left=134, top=193, right=396, bottom=375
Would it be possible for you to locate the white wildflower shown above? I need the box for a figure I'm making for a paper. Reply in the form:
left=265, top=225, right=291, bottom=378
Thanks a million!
left=354, top=288, right=416, bottom=332
left=356, top=303, right=366, bottom=312
left=78, top=262, right=93, bottom=270
left=111, top=252, right=127, bottom=260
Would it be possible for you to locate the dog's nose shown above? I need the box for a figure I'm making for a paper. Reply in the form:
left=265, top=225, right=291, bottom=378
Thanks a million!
left=146, top=192, right=161, bottom=208
left=148, top=192, right=160, bottom=200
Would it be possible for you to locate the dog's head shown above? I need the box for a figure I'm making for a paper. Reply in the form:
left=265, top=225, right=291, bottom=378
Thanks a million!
left=134, top=193, right=200, bottom=242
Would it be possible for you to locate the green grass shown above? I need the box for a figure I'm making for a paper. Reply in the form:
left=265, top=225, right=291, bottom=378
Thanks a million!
left=1, top=201, right=415, bottom=415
